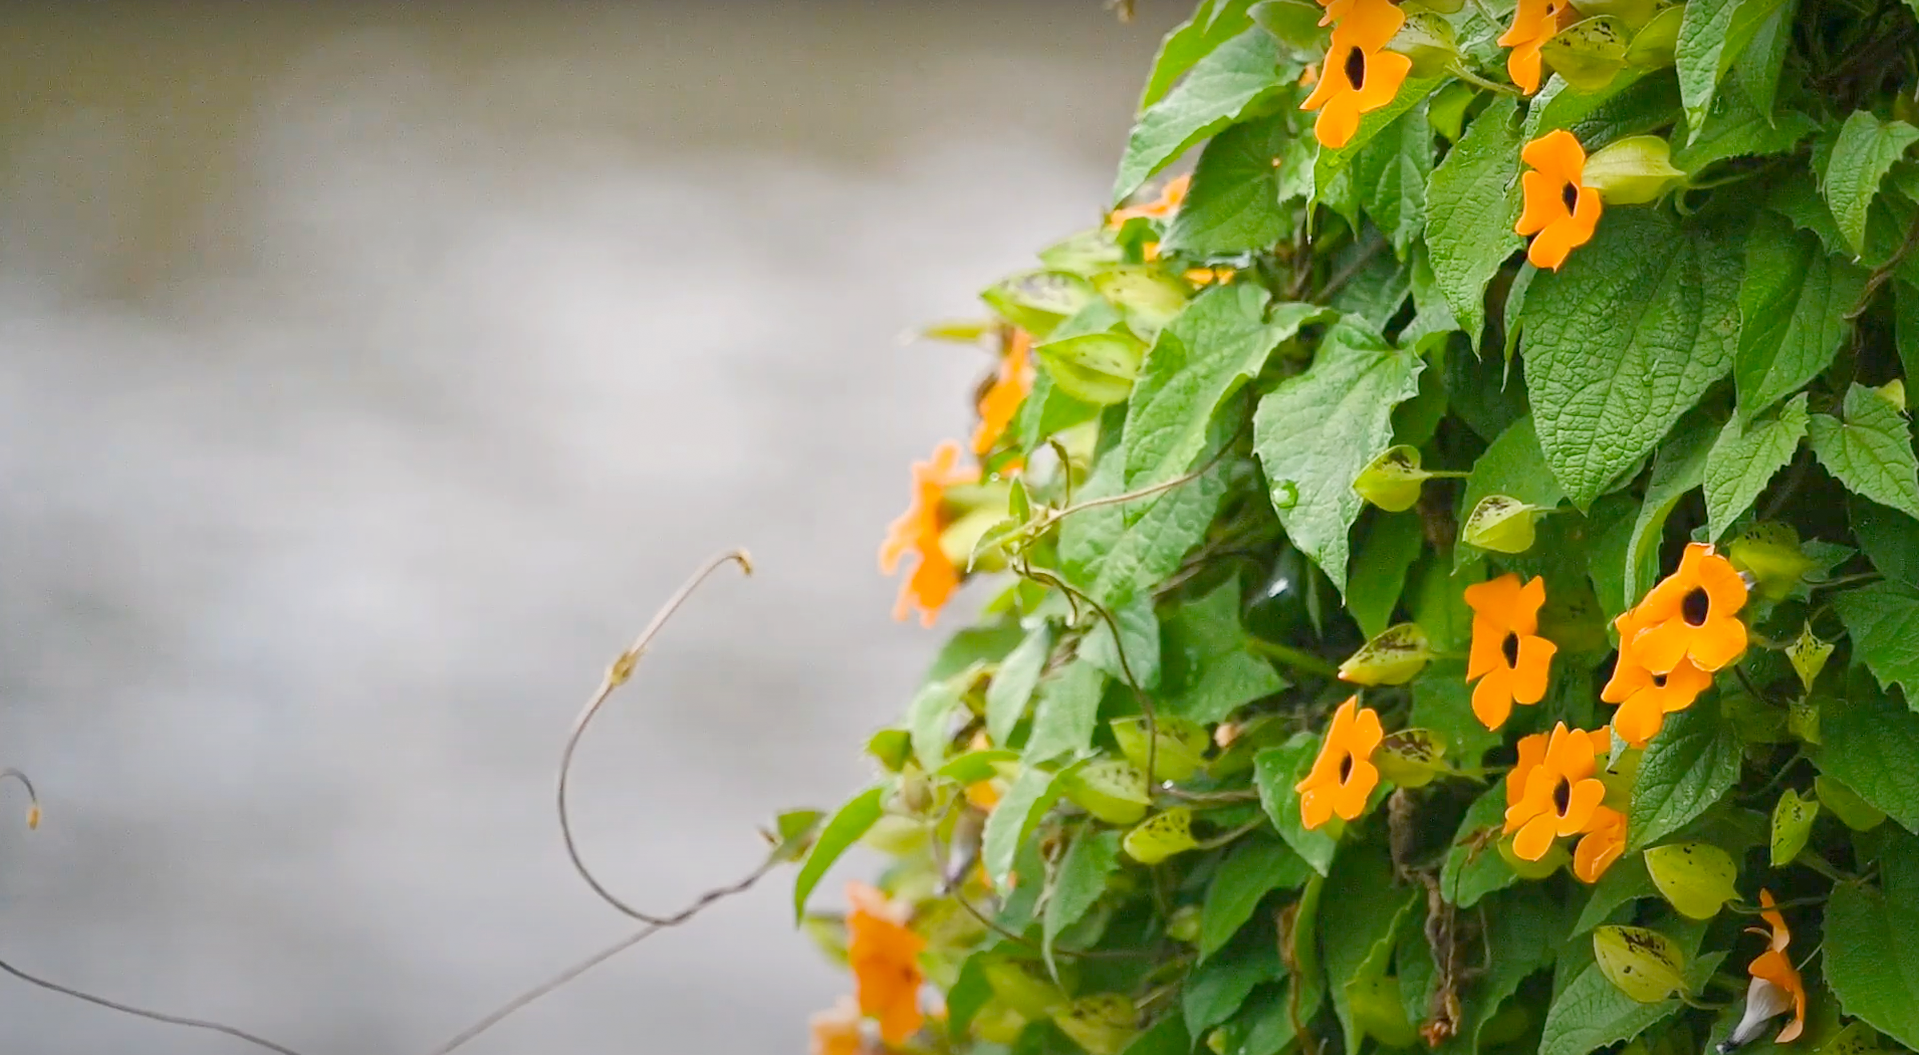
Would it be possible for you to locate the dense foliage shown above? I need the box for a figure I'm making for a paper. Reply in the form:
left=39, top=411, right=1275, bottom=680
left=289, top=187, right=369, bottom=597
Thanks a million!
left=796, top=1, right=1919, bottom=1053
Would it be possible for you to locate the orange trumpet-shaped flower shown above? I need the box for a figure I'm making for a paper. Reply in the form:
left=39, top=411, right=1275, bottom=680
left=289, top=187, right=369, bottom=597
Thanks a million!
left=1516, top=130, right=1602, bottom=270
left=972, top=329, right=1036, bottom=457
left=1107, top=173, right=1192, bottom=227
left=1573, top=805, right=1626, bottom=883
left=1727, top=890, right=1806, bottom=1046
left=1295, top=696, right=1384, bottom=829
left=845, top=882, right=927, bottom=1045
left=879, top=440, right=980, bottom=627
left=1629, top=542, right=1750, bottom=676
left=1503, top=722, right=1607, bottom=861
left=1498, top=0, right=1574, bottom=94
left=1464, top=573, right=1559, bottom=730
left=1510, top=726, right=1610, bottom=808
left=811, top=996, right=869, bottom=1055
left=1601, top=606, right=1712, bottom=746
left=1301, top=0, right=1411, bottom=149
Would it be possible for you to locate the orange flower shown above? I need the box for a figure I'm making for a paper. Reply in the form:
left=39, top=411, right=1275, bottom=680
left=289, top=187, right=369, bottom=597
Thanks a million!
left=1601, top=608, right=1712, bottom=747
left=1301, top=0, right=1411, bottom=150
left=1464, top=573, right=1559, bottom=730
left=1509, top=726, right=1610, bottom=808
left=971, top=329, right=1035, bottom=456
left=1516, top=130, right=1602, bottom=270
left=1573, top=805, right=1626, bottom=883
left=1108, top=173, right=1192, bottom=227
left=879, top=441, right=980, bottom=627
left=1295, top=696, right=1384, bottom=829
left=811, top=996, right=869, bottom=1055
left=1628, top=542, right=1749, bottom=676
left=845, top=882, right=927, bottom=1045
left=1498, top=0, right=1575, bottom=94
left=1728, top=890, right=1806, bottom=1046
left=1503, top=722, right=1607, bottom=861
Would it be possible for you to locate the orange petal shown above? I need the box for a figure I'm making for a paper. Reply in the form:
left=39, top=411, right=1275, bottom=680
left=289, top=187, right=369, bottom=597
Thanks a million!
left=1512, top=813, right=1558, bottom=860
left=1691, top=617, right=1749, bottom=671
left=1348, top=702, right=1385, bottom=756
left=1468, top=613, right=1508, bottom=680
left=1301, top=787, right=1336, bottom=829
left=1555, top=778, right=1606, bottom=836
left=1510, top=635, right=1557, bottom=704
left=1312, top=96, right=1363, bottom=149
left=1472, top=669, right=1516, bottom=730
left=1509, top=732, right=1548, bottom=808
left=1334, top=758, right=1380, bottom=820
left=1521, top=130, right=1587, bottom=185
left=1352, top=49, right=1413, bottom=114
left=1613, top=692, right=1665, bottom=747
left=1630, top=617, right=1690, bottom=675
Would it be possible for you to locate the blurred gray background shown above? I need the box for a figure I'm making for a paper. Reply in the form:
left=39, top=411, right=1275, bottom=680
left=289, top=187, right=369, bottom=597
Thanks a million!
left=0, top=3, right=1182, bottom=1053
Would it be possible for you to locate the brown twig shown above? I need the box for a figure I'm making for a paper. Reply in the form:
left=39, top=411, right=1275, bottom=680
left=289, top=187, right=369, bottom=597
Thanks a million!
left=557, top=550, right=754, bottom=925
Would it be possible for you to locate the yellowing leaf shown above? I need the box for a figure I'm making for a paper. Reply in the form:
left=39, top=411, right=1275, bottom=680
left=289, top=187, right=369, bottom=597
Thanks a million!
left=1123, top=808, right=1199, bottom=864
left=1642, top=842, right=1738, bottom=920
left=1059, top=758, right=1152, bottom=826
left=1337, top=622, right=1433, bottom=686
left=1593, top=925, right=1690, bottom=1003
left=1770, top=787, right=1819, bottom=866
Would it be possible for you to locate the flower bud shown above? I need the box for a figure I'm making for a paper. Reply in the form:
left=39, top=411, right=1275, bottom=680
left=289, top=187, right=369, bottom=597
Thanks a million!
left=1582, top=135, right=1688, bottom=205
left=1337, top=623, right=1433, bottom=686
left=1498, top=835, right=1568, bottom=878
left=1539, top=15, right=1630, bottom=92
left=1375, top=728, right=1449, bottom=788
left=1036, top=331, right=1145, bottom=405
left=1725, top=521, right=1813, bottom=602
left=1122, top=808, right=1198, bottom=865
left=1353, top=445, right=1429, bottom=512
left=1059, top=758, right=1150, bottom=825
left=1462, top=495, right=1546, bottom=554
left=1167, top=905, right=1203, bottom=944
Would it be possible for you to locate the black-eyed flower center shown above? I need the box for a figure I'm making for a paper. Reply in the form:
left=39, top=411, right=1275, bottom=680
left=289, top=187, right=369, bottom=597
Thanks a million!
left=1682, top=587, right=1710, bottom=627
left=1501, top=631, right=1521, bottom=668
left=1561, top=181, right=1578, bottom=212
left=1344, top=45, right=1367, bottom=90
left=1338, top=750, right=1354, bottom=783
left=1553, top=776, right=1572, bottom=815
left=1651, top=671, right=1669, bottom=688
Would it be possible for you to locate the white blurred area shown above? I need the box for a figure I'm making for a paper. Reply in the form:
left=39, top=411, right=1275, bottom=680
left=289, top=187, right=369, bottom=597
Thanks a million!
left=0, top=4, right=1177, bottom=1052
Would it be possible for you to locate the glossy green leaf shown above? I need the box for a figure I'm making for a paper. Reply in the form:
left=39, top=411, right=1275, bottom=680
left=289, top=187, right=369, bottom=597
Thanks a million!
left=1165, top=114, right=1295, bottom=255
left=1321, top=849, right=1418, bottom=1055
left=1674, top=0, right=1760, bottom=140
left=1642, top=842, right=1739, bottom=920
left=1629, top=700, right=1743, bottom=850
left=1043, top=830, right=1124, bottom=970
left=1705, top=393, right=1808, bottom=540
left=1835, top=581, right=1919, bottom=702
left=1819, top=690, right=1919, bottom=832
left=1252, top=320, right=1423, bottom=591
left=1053, top=994, right=1140, bottom=1055
left=1184, top=932, right=1282, bottom=1037
left=1037, top=330, right=1146, bottom=406
left=1825, top=110, right=1919, bottom=258
left=1771, top=787, right=1819, bottom=865
left=1114, top=28, right=1291, bottom=204
left=1826, top=880, right=1919, bottom=1048
left=1572, top=851, right=1660, bottom=935
left=1425, top=95, right=1524, bottom=345
left=1851, top=496, right=1919, bottom=586
left=1735, top=213, right=1869, bottom=423
left=1809, top=384, right=1919, bottom=522
left=1079, top=592, right=1162, bottom=690
left=1200, top=834, right=1311, bottom=957
left=793, top=784, right=887, bottom=920
left=1523, top=209, right=1743, bottom=510
left=1253, top=733, right=1340, bottom=875
left=1410, top=659, right=1504, bottom=770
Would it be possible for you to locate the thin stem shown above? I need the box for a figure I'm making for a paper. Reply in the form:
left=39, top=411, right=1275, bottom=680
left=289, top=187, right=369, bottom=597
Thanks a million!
left=1446, top=63, right=1521, bottom=96
left=0, top=957, right=305, bottom=1055
left=1793, top=850, right=1854, bottom=883
left=1195, top=818, right=1265, bottom=850
left=948, top=889, right=1149, bottom=961
left=1247, top=638, right=1340, bottom=678
left=557, top=550, right=754, bottom=925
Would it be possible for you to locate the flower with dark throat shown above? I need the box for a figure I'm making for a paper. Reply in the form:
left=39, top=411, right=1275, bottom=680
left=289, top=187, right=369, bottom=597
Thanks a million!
left=1464, top=573, right=1558, bottom=730
left=1516, top=130, right=1602, bottom=270
left=1628, top=541, right=1750, bottom=675
left=1503, top=722, right=1608, bottom=861
left=1301, top=0, right=1411, bottom=150
left=878, top=441, right=980, bottom=627
left=1295, top=696, right=1384, bottom=829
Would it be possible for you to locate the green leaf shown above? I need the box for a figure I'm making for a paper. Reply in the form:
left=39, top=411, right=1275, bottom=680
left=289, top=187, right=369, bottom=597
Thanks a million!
left=984, top=765, right=1066, bottom=891
left=1184, top=931, right=1282, bottom=1036
left=1623, top=410, right=1719, bottom=603
left=1014, top=371, right=1102, bottom=455
left=1835, top=581, right=1919, bottom=702
left=1441, top=778, right=1522, bottom=908
left=1425, top=94, right=1524, bottom=345
left=1809, top=383, right=1919, bottom=522
left=1705, top=393, right=1808, bottom=540
left=1522, top=209, right=1743, bottom=510
left=1572, top=851, right=1659, bottom=935
left=1347, top=513, right=1424, bottom=639
left=908, top=676, right=965, bottom=772
left=1139, top=0, right=1261, bottom=110
left=1253, top=734, right=1340, bottom=875
left=1673, top=0, right=1747, bottom=140
left=1037, top=331, right=1146, bottom=405
left=1411, top=659, right=1505, bottom=770
left=1674, top=83, right=1818, bottom=172
left=1820, top=689, right=1919, bottom=831
left=1025, top=660, right=1110, bottom=763
left=1114, top=28, right=1290, bottom=204
left=1164, top=114, right=1295, bottom=255
left=1825, top=110, right=1919, bottom=258
left=1735, top=213, right=1870, bottom=422
left=1123, top=286, right=1327, bottom=492
left=793, top=784, right=886, bottom=920
left=1061, top=418, right=1236, bottom=608
left=1161, top=578, right=1288, bottom=722
left=1771, top=787, right=1819, bottom=865
left=1642, top=843, right=1739, bottom=920
left=1456, top=414, right=1566, bottom=566
left=988, top=623, right=1056, bottom=745
left=1539, top=953, right=1725, bottom=1055
left=1852, top=495, right=1919, bottom=586
left=1352, top=101, right=1433, bottom=257
left=1200, top=834, right=1311, bottom=958
left=1825, top=880, right=1919, bottom=1049
left=1044, top=829, right=1124, bottom=970
left=1462, top=886, right=1565, bottom=1049
left=1320, top=849, right=1417, bottom=1055
left=1629, top=700, right=1743, bottom=850
left=1080, top=592, right=1162, bottom=690
left=1252, top=320, right=1425, bottom=591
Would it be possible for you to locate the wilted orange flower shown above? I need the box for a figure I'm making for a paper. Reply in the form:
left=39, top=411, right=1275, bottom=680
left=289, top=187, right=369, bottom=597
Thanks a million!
left=1498, top=0, right=1574, bottom=94
left=1601, top=607, right=1712, bottom=746
left=879, top=441, right=980, bottom=627
left=846, top=882, right=927, bottom=1045
left=1573, top=805, right=1626, bottom=883
left=1504, top=722, right=1607, bottom=861
left=1108, top=173, right=1192, bottom=227
left=1464, top=573, right=1558, bottom=730
left=1301, top=0, right=1411, bottom=149
left=972, top=329, right=1035, bottom=456
left=1295, top=696, right=1384, bottom=829
left=811, top=996, right=869, bottom=1055
left=1516, top=130, right=1601, bottom=270
left=1728, top=890, right=1806, bottom=1046
left=1630, top=542, right=1749, bottom=676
